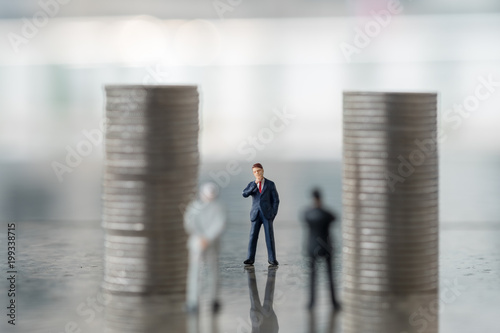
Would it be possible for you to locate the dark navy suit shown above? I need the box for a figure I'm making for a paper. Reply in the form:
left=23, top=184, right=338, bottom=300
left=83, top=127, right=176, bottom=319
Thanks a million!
left=242, top=178, right=280, bottom=262
left=303, top=206, right=339, bottom=308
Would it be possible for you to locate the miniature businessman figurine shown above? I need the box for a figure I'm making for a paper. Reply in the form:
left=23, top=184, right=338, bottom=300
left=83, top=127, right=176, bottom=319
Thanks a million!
left=242, top=163, right=280, bottom=266
left=184, top=182, right=227, bottom=313
left=303, top=188, right=340, bottom=310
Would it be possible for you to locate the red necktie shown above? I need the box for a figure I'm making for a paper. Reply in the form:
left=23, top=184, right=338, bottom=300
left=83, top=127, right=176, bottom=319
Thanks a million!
left=258, top=181, right=262, bottom=193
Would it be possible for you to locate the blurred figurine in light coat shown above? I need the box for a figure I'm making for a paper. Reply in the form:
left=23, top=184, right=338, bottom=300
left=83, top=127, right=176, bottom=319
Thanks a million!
left=184, top=182, right=227, bottom=313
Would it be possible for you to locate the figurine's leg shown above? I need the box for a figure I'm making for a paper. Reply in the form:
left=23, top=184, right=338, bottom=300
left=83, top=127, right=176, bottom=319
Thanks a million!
left=325, top=254, right=340, bottom=308
left=308, top=257, right=316, bottom=309
left=247, top=218, right=262, bottom=261
left=262, top=217, right=277, bottom=262
left=186, top=249, right=201, bottom=311
left=207, top=244, right=220, bottom=305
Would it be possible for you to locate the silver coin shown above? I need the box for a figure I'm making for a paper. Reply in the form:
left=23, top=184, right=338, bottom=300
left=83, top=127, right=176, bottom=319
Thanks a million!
left=104, top=135, right=198, bottom=145
left=104, top=254, right=187, bottom=265
left=343, top=159, right=438, bottom=169
left=105, top=103, right=199, bottom=113
left=103, top=122, right=197, bottom=134
left=342, top=126, right=436, bottom=136
left=342, top=231, right=438, bottom=243
left=342, top=113, right=437, bottom=122
left=342, top=279, right=438, bottom=291
left=343, top=272, right=438, bottom=284
left=102, top=205, right=193, bottom=215
left=341, top=206, right=439, bottom=216
left=105, top=134, right=198, bottom=145
left=102, top=195, right=195, bottom=204
left=103, top=172, right=198, bottom=181
left=102, top=222, right=187, bottom=232
left=342, top=222, right=439, bottom=232
left=104, top=159, right=198, bottom=170
left=104, top=147, right=197, bottom=156
left=343, top=198, right=438, bottom=209
left=102, top=202, right=193, bottom=211
left=103, top=179, right=197, bottom=189
left=342, top=174, right=438, bottom=184
left=343, top=258, right=438, bottom=269
left=343, top=178, right=438, bottom=189
left=343, top=185, right=438, bottom=196
left=102, top=215, right=187, bottom=224
left=343, top=190, right=438, bottom=200
left=342, top=149, right=437, bottom=159
left=105, top=131, right=199, bottom=142
left=104, top=237, right=187, bottom=248
left=342, top=245, right=438, bottom=255
left=343, top=200, right=437, bottom=210
left=105, top=84, right=197, bottom=93
left=104, top=114, right=199, bottom=124
left=343, top=98, right=437, bottom=108
left=102, top=209, right=190, bottom=217
left=106, top=100, right=199, bottom=109
left=343, top=91, right=436, bottom=100
left=104, top=166, right=198, bottom=176
left=342, top=237, right=438, bottom=248
left=102, top=222, right=186, bottom=232
left=342, top=273, right=438, bottom=284
left=104, top=160, right=197, bottom=169
left=104, top=150, right=199, bottom=160
left=105, top=149, right=199, bottom=160
left=342, top=144, right=438, bottom=154
left=342, top=224, right=438, bottom=234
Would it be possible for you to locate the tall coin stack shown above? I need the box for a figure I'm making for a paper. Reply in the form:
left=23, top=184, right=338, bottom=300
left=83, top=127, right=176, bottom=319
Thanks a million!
left=102, top=85, right=199, bottom=332
left=342, top=92, right=439, bottom=333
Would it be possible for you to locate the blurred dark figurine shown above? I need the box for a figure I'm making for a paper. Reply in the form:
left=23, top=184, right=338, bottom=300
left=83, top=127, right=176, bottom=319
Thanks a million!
left=303, top=188, right=340, bottom=310
left=242, top=163, right=280, bottom=266
left=245, top=266, right=279, bottom=333
left=184, top=182, right=227, bottom=313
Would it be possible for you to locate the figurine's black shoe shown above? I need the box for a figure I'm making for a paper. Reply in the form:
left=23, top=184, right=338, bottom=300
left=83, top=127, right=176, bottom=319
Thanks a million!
left=243, top=259, right=254, bottom=265
left=333, top=302, right=342, bottom=312
left=268, top=260, right=279, bottom=266
left=212, top=301, right=221, bottom=313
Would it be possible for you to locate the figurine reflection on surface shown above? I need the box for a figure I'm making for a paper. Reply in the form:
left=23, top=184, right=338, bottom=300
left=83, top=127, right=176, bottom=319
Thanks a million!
left=303, top=188, right=340, bottom=311
left=187, top=310, right=218, bottom=333
left=307, top=308, right=339, bottom=333
left=184, top=182, right=227, bottom=314
left=245, top=266, right=279, bottom=333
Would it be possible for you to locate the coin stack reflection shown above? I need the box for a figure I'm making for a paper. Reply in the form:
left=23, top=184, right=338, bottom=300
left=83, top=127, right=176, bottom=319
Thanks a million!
left=342, top=92, right=439, bottom=333
left=102, top=86, right=199, bottom=331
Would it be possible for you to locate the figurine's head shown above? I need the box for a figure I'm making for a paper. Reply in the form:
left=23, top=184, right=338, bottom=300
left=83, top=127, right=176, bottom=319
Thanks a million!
left=200, top=182, right=219, bottom=202
left=252, top=163, right=264, bottom=182
left=312, top=188, right=322, bottom=206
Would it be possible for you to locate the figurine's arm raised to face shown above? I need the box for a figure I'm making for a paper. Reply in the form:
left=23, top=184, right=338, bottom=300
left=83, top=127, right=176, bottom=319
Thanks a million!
left=242, top=181, right=258, bottom=198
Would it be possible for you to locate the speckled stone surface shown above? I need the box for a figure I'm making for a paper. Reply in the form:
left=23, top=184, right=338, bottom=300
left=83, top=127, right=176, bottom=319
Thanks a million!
left=1, top=160, right=499, bottom=332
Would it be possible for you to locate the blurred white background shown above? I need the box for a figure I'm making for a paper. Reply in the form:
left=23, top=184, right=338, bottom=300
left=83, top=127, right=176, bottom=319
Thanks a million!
left=0, top=0, right=499, bottom=222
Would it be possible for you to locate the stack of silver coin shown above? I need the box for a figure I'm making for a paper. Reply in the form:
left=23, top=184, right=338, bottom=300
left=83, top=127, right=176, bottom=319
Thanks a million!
left=342, top=92, right=439, bottom=333
left=102, top=85, right=199, bottom=332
